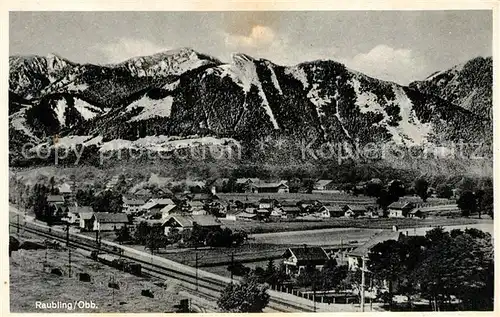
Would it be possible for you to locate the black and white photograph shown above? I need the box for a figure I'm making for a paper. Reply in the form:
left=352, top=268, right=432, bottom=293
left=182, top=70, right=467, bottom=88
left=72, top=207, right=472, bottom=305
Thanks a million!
left=6, top=4, right=496, bottom=314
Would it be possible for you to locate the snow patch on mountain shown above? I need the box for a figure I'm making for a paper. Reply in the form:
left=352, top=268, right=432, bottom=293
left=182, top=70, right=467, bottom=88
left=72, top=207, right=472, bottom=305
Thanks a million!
left=332, top=91, right=351, bottom=139
left=54, top=99, right=67, bottom=127
left=386, top=85, right=431, bottom=145
left=162, top=80, right=180, bottom=91
left=267, top=63, right=283, bottom=95
left=73, top=99, right=104, bottom=120
left=307, top=83, right=331, bottom=107
left=126, top=95, right=174, bottom=122
left=351, top=78, right=384, bottom=114
left=284, top=66, right=309, bottom=89
left=231, top=54, right=279, bottom=129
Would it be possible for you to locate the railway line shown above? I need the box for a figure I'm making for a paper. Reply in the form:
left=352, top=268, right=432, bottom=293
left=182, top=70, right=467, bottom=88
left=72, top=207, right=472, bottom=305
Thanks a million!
left=10, top=221, right=316, bottom=312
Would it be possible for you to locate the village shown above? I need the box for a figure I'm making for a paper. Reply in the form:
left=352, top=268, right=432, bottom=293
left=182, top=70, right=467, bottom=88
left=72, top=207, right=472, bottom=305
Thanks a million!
left=8, top=168, right=494, bottom=312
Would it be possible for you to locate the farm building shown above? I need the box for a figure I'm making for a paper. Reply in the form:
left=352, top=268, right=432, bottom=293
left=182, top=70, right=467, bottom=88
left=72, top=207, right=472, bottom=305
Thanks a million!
left=388, top=201, right=415, bottom=218
left=79, top=212, right=95, bottom=231
left=91, top=212, right=129, bottom=231
left=282, top=246, right=330, bottom=276
left=314, top=179, right=335, bottom=191
left=163, top=215, right=220, bottom=235
left=160, top=204, right=181, bottom=218
left=122, top=198, right=145, bottom=214
left=280, top=206, right=301, bottom=218
left=189, top=201, right=206, bottom=214
left=249, top=181, right=289, bottom=193
left=319, top=205, right=344, bottom=218
left=65, top=206, right=93, bottom=224
left=190, top=193, right=214, bottom=202
left=343, top=205, right=366, bottom=218
left=235, top=211, right=258, bottom=221
left=141, top=198, right=177, bottom=218
left=123, top=198, right=145, bottom=213
left=258, top=198, right=276, bottom=210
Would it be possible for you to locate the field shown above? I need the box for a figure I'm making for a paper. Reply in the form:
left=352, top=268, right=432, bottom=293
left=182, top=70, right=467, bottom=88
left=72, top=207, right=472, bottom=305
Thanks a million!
left=9, top=228, right=190, bottom=313
left=220, top=216, right=488, bottom=234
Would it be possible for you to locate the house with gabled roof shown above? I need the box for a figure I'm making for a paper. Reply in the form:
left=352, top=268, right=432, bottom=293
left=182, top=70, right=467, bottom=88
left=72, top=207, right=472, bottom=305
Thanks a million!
left=347, top=230, right=403, bottom=271
left=122, top=198, right=145, bottom=214
left=388, top=201, right=414, bottom=218
left=314, top=179, right=335, bottom=191
left=163, top=215, right=220, bottom=235
left=91, top=212, right=129, bottom=231
left=282, top=246, right=330, bottom=276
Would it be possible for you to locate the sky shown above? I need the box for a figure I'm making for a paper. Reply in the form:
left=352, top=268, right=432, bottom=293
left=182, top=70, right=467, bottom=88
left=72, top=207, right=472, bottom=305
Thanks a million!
left=9, top=11, right=492, bottom=85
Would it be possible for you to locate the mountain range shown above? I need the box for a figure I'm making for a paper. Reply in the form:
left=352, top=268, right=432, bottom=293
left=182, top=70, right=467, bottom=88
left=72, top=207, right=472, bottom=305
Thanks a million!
left=9, top=48, right=492, bottom=164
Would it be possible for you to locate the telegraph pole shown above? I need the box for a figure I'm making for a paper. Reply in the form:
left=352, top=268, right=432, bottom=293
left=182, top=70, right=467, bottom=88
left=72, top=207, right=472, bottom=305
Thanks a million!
left=195, top=252, right=199, bottom=291
left=66, top=223, right=70, bottom=247
left=361, top=256, right=366, bottom=312
left=68, top=248, right=72, bottom=277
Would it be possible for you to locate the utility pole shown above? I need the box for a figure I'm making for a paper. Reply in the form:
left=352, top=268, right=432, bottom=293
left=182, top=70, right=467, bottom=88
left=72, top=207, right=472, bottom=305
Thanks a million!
left=195, top=252, right=199, bottom=291
left=68, top=248, right=72, bottom=277
left=66, top=223, right=70, bottom=247
left=16, top=214, right=20, bottom=235
left=361, top=256, right=366, bottom=312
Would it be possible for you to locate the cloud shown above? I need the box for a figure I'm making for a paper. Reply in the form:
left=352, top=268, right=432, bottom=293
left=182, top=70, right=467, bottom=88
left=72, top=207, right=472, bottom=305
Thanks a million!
left=343, top=45, right=427, bottom=85
left=225, top=25, right=276, bottom=49
left=223, top=25, right=336, bottom=66
left=94, top=38, right=170, bottom=63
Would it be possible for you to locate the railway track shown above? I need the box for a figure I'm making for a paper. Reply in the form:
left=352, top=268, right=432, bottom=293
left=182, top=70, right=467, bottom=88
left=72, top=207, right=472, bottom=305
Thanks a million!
left=10, top=222, right=316, bottom=312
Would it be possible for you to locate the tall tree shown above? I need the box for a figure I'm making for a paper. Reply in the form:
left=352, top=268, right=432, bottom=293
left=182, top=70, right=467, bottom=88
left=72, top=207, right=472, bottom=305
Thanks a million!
left=414, top=178, right=429, bottom=202
left=217, top=275, right=270, bottom=312
left=457, top=191, right=477, bottom=217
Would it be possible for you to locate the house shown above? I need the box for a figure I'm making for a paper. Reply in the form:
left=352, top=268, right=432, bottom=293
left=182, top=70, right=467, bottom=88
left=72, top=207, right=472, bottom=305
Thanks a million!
left=91, top=212, right=129, bottom=231
left=256, top=209, right=271, bottom=219
left=65, top=206, right=93, bottom=224
left=282, top=246, right=330, bottom=275
left=225, top=209, right=239, bottom=221
left=298, top=200, right=320, bottom=210
left=249, top=181, right=289, bottom=193
left=270, top=208, right=284, bottom=219
left=211, top=178, right=230, bottom=193
left=343, top=205, right=367, bottom=218
left=258, top=198, right=276, bottom=210
left=235, top=211, right=258, bottom=221
left=142, top=198, right=177, bottom=218
left=319, top=205, right=343, bottom=218
left=134, top=188, right=152, bottom=199
left=388, top=201, right=415, bottom=218
left=347, top=230, right=403, bottom=271
left=163, top=215, right=221, bottom=235
left=79, top=212, right=94, bottom=231
left=160, top=204, right=181, bottom=219
left=280, top=206, right=301, bottom=218
left=57, top=182, right=73, bottom=201
left=314, top=179, right=335, bottom=191
left=122, top=198, right=145, bottom=214
left=47, top=195, right=65, bottom=204
left=191, top=193, right=214, bottom=202
left=189, top=200, right=205, bottom=213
